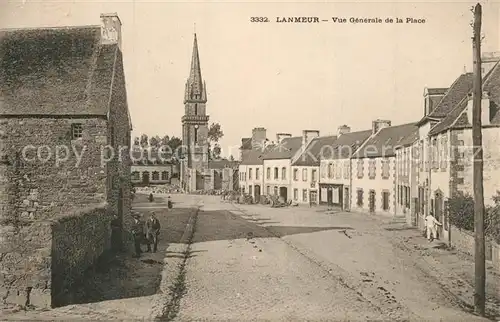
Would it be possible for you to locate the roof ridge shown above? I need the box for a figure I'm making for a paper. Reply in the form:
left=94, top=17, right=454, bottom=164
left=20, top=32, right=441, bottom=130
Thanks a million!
left=0, top=25, right=101, bottom=32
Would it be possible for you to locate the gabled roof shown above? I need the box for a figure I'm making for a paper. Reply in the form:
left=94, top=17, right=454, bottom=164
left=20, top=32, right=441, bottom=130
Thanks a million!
left=352, top=123, right=418, bottom=158
left=319, top=130, right=372, bottom=160
left=0, top=26, right=123, bottom=117
left=395, top=129, right=419, bottom=149
left=262, top=136, right=303, bottom=160
left=209, top=159, right=239, bottom=169
left=240, top=146, right=270, bottom=165
left=292, top=135, right=337, bottom=166
left=429, top=60, right=500, bottom=136
left=416, top=73, right=474, bottom=126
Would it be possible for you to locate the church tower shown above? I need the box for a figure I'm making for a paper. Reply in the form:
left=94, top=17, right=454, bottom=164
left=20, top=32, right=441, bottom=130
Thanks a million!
left=181, top=33, right=210, bottom=191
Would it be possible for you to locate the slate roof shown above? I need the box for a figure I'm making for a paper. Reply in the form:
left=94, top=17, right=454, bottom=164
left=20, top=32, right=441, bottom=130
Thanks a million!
left=240, top=145, right=275, bottom=165
left=395, top=129, right=419, bottom=149
left=131, top=147, right=174, bottom=165
left=352, top=123, right=418, bottom=158
left=0, top=26, right=122, bottom=116
left=319, top=130, right=372, bottom=161
left=262, top=136, right=303, bottom=160
left=240, top=138, right=252, bottom=150
left=292, top=135, right=337, bottom=166
left=427, top=88, right=448, bottom=95
left=416, top=73, right=474, bottom=125
left=429, top=60, right=500, bottom=136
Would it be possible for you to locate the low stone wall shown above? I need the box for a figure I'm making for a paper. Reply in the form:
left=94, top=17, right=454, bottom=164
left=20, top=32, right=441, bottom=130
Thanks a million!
left=492, top=242, right=500, bottom=272
left=450, top=225, right=493, bottom=261
left=0, top=203, right=114, bottom=309
left=51, top=204, right=114, bottom=307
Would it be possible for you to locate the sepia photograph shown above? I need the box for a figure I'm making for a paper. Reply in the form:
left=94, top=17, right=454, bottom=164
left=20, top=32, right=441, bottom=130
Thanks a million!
left=0, top=0, right=500, bottom=320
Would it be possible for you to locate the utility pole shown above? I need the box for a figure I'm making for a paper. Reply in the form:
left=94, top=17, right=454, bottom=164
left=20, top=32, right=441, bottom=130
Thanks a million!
left=472, top=3, right=486, bottom=316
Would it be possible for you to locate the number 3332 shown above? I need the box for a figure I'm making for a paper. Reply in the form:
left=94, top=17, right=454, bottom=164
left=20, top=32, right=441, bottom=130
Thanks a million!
left=250, top=17, right=269, bottom=22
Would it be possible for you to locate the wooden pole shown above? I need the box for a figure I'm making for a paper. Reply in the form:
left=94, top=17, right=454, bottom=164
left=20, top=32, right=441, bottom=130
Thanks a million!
left=472, top=3, right=486, bottom=316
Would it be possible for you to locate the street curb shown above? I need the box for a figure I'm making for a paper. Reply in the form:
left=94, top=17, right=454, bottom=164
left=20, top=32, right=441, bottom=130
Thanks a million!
left=148, top=207, right=199, bottom=321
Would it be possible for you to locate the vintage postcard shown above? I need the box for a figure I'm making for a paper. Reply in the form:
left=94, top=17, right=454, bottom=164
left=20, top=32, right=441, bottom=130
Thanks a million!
left=0, top=0, right=499, bottom=321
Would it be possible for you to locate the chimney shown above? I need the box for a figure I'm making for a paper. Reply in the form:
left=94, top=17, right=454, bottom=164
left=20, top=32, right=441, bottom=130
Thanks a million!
left=251, top=127, right=267, bottom=150
left=276, top=133, right=292, bottom=144
left=372, top=119, right=391, bottom=135
left=423, top=87, right=447, bottom=117
left=337, top=125, right=351, bottom=136
left=466, top=91, right=492, bottom=126
left=481, top=52, right=500, bottom=78
left=100, top=13, right=122, bottom=49
left=302, top=130, right=320, bottom=147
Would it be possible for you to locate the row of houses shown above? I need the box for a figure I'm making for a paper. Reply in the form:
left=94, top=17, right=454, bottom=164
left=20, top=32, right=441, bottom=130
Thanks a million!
left=239, top=52, right=500, bottom=235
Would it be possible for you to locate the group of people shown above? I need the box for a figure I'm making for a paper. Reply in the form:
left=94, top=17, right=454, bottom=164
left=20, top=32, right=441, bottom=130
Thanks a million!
left=131, top=211, right=161, bottom=257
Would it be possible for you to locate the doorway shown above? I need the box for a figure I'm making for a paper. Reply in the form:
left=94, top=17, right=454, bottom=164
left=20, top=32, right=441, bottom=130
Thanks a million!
left=435, top=191, right=443, bottom=239
left=279, top=187, right=288, bottom=202
left=254, top=185, right=261, bottom=203
left=142, top=172, right=150, bottom=185
left=344, top=187, right=350, bottom=211
left=369, top=190, right=376, bottom=213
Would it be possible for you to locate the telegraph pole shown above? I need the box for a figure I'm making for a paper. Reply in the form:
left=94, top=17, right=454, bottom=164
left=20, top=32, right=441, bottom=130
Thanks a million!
left=472, top=3, right=486, bottom=316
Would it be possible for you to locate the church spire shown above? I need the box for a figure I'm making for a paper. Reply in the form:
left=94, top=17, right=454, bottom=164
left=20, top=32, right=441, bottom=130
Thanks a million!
left=184, top=33, right=206, bottom=103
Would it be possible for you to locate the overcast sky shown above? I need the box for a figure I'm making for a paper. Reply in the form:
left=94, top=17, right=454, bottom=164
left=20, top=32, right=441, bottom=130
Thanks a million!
left=1, top=0, right=499, bottom=158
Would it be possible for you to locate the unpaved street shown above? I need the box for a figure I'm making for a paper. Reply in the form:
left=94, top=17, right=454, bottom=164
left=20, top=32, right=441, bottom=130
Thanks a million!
left=2, top=194, right=498, bottom=321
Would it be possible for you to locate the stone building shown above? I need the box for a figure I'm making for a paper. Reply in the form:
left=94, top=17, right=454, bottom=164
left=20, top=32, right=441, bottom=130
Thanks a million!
left=239, top=128, right=270, bottom=202
left=0, top=14, right=132, bottom=307
left=318, top=127, right=371, bottom=209
left=291, top=133, right=337, bottom=205
left=262, top=131, right=315, bottom=201
left=351, top=120, right=417, bottom=215
left=131, top=148, right=174, bottom=186
left=412, top=56, right=500, bottom=240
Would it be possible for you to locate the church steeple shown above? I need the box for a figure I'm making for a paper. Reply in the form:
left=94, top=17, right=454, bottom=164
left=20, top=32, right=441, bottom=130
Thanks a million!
left=184, top=33, right=207, bottom=103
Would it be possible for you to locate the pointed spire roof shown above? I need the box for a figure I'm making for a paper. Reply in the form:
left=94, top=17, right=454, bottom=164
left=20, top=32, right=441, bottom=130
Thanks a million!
left=184, top=33, right=206, bottom=103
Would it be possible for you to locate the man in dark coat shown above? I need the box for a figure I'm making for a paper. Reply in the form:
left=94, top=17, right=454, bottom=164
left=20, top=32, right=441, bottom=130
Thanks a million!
left=131, top=212, right=144, bottom=257
left=145, top=212, right=161, bottom=253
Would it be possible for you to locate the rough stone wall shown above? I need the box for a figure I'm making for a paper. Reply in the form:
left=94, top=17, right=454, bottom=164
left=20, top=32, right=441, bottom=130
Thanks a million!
left=450, top=225, right=492, bottom=261
left=106, top=49, right=132, bottom=249
left=51, top=204, right=112, bottom=307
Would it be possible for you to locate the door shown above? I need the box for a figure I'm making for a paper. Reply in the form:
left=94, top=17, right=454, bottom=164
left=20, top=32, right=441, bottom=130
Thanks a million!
left=344, top=187, right=350, bottom=211
left=309, top=190, right=318, bottom=205
left=369, top=190, right=376, bottom=213
left=435, top=192, right=443, bottom=239
left=279, top=187, right=287, bottom=202
left=142, top=172, right=150, bottom=185
left=332, top=187, right=340, bottom=204
left=327, top=187, right=333, bottom=206
left=254, top=185, right=261, bottom=203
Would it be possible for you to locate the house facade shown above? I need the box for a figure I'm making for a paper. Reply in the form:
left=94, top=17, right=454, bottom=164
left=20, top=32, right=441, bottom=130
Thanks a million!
left=239, top=127, right=268, bottom=201
left=262, top=132, right=313, bottom=201
left=291, top=133, right=336, bottom=205
left=351, top=120, right=417, bottom=215
left=319, top=126, right=371, bottom=210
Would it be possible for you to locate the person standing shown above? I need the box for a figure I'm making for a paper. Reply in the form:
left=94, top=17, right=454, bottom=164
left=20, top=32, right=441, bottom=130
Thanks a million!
left=145, top=212, right=161, bottom=253
left=131, top=213, right=144, bottom=257
left=425, top=211, right=442, bottom=242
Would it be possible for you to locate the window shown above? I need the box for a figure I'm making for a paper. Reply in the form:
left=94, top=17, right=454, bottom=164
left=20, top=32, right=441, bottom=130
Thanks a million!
left=293, top=168, right=298, bottom=181
left=441, top=136, right=448, bottom=170
left=381, top=158, right=390, bottom=179
left=311, top=169, right=317, bottom=182
left=152, top=171, right=159, bottom=180
left=382, top=191, right=390, bottom=211
left=356, top=189, right=363, bottom=206
left=328, top=163, right=333, bottom=178
left=294, top=188, right=298, bottom=201
left=432, top=138, right=438, bottom=169
left=249, top=168, right=253, bottom=180
left=343, top=161, right=349, bottom=179
left=194, top=128, right=198, bottom=144
left=336, top=162, right=342, bottom=179
left=357, top=160, right=363, bottom=178
left=72, top=123, right=83, bottom=139
left=249, top=185, right=253, bottom=196
left=406, top=187, right=411, bottom=208
left=266, top=185, right=270, bottom=195
left=302, top=189, right=308, bottom=202
left=132, top=171, right=140, bottom=180
left=266, top=167, right=271, bottom=179
left=310, top=191, right=317, bottom=203
left=274, top=186, right=278, bottom=195
left=320, top=163, right=327, bottom=178
left=281, top=167, right=286, bottom=180
left=256, top=168, right=260, bottom=180
left=274, top=167, right=279, bottom=179
left=419, top=140, right=424, bottom=171
left=161, top=171, right=169, bottom=180
left=302, top=168, right=308, bottom=181
left=368, top=159, right=376, bottom=179
left=194, top=103, right=198, bottom=115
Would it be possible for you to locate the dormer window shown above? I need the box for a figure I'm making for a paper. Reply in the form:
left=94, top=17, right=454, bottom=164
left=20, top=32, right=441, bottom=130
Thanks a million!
left=72, top=123, right=83, bottom=139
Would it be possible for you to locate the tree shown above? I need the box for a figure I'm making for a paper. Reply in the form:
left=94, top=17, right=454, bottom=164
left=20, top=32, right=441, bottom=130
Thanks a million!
left=207, top=122, right=224, bottom=160
left=161, top=135, right=170, bottom=147
left=149, top=135, right=161, bottom=149
left=140, top=134, right=149, bottom=147
left=168, top=136, right=182, bottom=154
left=133, top=137, right=140, bottom=146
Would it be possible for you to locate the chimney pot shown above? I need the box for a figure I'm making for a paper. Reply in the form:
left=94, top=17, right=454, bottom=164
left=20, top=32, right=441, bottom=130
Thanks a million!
left=100, top=13, right=122, bottom=49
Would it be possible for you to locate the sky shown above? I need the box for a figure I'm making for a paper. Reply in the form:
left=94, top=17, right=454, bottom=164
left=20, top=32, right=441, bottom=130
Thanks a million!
left=1, top=0, right=499, bottom=159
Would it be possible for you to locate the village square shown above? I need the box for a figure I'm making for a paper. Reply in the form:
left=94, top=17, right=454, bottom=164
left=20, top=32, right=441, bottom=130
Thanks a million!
left=1, top=2, right=500, bottom=321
